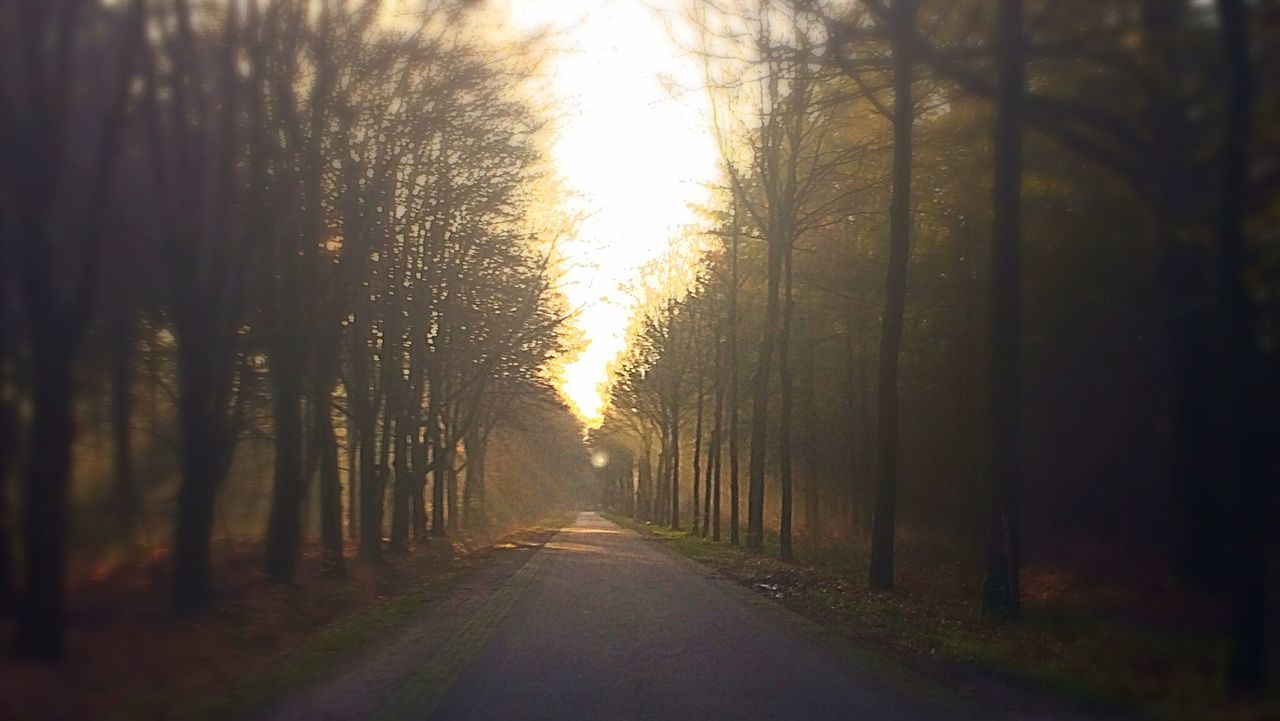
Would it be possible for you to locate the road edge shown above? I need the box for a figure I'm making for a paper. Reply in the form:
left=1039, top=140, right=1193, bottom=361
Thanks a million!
left=600, top=513, right=1004, bottom=720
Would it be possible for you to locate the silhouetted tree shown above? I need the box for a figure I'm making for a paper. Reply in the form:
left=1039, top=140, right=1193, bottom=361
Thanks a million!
left=1, top=0, right=143, bottom=656
left=981, top=0, right=1025, bottom=621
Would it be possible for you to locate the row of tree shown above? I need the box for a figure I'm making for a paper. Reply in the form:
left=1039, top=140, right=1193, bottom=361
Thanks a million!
left=1, top=0, right=579, bottom=661
left=596, top=0, right=1277, bottom=690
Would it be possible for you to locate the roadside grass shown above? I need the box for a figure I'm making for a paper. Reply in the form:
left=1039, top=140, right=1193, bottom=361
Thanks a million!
left=182, top=516, right=574, bottom=721
left=1, top=516, right=570, bottom=721
left=605, top=513, right=1276, bottom=721
left=173, top=560, right=480, bottom=721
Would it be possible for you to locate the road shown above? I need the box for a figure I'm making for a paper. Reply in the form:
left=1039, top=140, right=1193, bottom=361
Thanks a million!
left=430, top=511, right=980, bottom=721
left=262, top=512, right=992, bottom=721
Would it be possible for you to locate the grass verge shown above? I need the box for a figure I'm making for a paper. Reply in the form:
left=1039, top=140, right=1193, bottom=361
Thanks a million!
left=604, top=513, right=1276, bottom=721
left=186, top=517, right=573, bottom=721
left=1, top=516, right=571, bottom=721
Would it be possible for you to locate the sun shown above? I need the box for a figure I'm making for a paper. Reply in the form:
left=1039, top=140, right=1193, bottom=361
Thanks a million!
left=500, top=0, right=718, bottom=427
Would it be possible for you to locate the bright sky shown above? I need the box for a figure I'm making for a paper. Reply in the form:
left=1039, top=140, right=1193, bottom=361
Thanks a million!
left=502, top=0, right=719, bottom=427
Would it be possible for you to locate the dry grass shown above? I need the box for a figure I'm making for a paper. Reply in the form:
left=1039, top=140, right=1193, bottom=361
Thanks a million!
left=610, top=515, right=1277, bottom=721
left=0, top=519, right=569, bottom=721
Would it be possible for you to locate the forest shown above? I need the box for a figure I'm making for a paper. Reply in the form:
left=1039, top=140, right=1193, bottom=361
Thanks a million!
left=1, top=0, right=1279, bottom=719
left=594, top=0, right=1279, bottom=701
left=0, top=0, right=590, bottom=666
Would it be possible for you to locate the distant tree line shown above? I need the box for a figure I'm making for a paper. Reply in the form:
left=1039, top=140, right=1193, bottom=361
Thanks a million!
left=0, top=0, right=581, bottom=661
left=596, top=0, right=1277, bottom=691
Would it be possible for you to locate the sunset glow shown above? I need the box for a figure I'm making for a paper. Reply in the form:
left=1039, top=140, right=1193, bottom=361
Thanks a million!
left=502, top=0, right=718, bottom=427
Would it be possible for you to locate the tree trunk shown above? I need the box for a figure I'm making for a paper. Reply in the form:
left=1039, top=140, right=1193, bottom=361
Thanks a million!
left=858, top=355, right=875, bottom=539
left=378, top=396, right=394, bottom=544
left=869, top=0, right=916, bottom=591
left=429, top=384, right=447, bottom=537
left=669, top=405, right=681, bottom=531
left=702, top=436, right=714, bottom=538
left=1139, top=0, right=1227, bottom=595
left=391, top=413, right=411, bottom=553
left=412, top=479, right=428, bottom=540
left=1214, top=0, right=1267, bottom=691
left=464, top=431, right=487, bottom=532
left=982, top=0, right=1024, bottom=621
left=15, top=348, right=74, bottom=658
left=353, top=330, right=385, bottom=559
left=747, top=239, right=783, bottom=551
left=356, top=398, right=381, bottom=559
left=638, top=439, right=654, bottom=522
left=728, top=208, right=742, bottom=546
left=845, top=302, right=861, bottom=542
left=704, top=331, right=719, bottom=539
left=266, top=357, right=306, bottom=583
left=445, top=442, right=459, bottom=534
left=411, top=416, right=427, bottom=541
left=779, top=243, right=796, bottom=562
left=0, top=436, right=11, bottom=613
left=313, top=381, right=343, bottom=572
left=656, top=444, right=669, bottom=526
left=692, top=359, right=705, bottom=535
left=443, top=413, right=458, bottom=533
left=803, top=319, right=820, bottom=548
left=172, top=346, right=227, bottom=614
left=110, top=318, right=138, bottom=547
left=711, top=418, right=723, bottom=542
left=476, top=441, right=488, bottom=527
left=461, top=441, right=474, bottom=529
left=345, top=411, right=358, bottom=541
left=0, top=310, right=16, bottom=612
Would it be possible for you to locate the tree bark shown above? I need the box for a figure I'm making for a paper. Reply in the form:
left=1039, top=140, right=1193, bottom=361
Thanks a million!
left=656, top=444, right=669, bottom=526
left=1134, top=0, right=1227, bottom=593
left=391, top=412, right=411, bottom=553
left=172, top=341, right=228, bottom=614
left=728, top=207, right=742, bottom=546
left=355, top=388, right=381, bottom=558
left=265, top=356, right=306, bottom=582
left=110, top=316, right=138, bottom=546
left=981, top=0, right=1024, bottom=621
left=428, top=375, right=447, bottom=537
left=869, top=0, right=916, bottom=590
left=445, top=439, right=459, bottom=534
left=0, top=422, right=11, bottom=613
left=845, top=301, right=861, bottom=542
left=15, top=347, right=74, bottom=657
left=638, top=438, right=654, bottom=522
left=464, top=430, right=487, bottom=532
left=411, top=415, right=427, bottom=540
left=0, top=306, right=16, bottom=612
left=704, top=328, right=720, bottom=539
left=779, top=243, right=796, bottom=562
left=1214, top=0, right=1267, bottom=691
left=858, top=354, right=874, bottom=539
left=668, top=405, right=681, bottom=530
left=346, top=412, right=358, bottom=541
left=711, top=400, right=723, bottom=542
left=803, top=318, right=820, bottom=547
left=692, top=355, right=705, bottom=535
left=313, top=381, right=343, bottom=572
left=747, top=238, right=783, bottom=551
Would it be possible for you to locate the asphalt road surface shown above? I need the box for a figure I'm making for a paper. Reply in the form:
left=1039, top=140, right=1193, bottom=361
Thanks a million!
left=426, top=512, right=981, bottom=721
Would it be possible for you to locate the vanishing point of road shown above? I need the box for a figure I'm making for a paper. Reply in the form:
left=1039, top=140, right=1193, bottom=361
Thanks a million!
left=261, top=512, right=995, bottom=721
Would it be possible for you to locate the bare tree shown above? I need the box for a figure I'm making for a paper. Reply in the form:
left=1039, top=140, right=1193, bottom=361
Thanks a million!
left=1, top=0, right=143, bottom=656
left=981, top=0, right=1024, bottom=620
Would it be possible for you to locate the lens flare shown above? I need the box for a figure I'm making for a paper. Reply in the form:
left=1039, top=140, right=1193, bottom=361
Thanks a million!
left=590, top=450, right=610, bottom=469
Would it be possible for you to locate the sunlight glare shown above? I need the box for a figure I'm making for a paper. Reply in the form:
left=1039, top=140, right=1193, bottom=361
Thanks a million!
left=501, top=0, right=718, bottom=427
left=590, top=450, right=610, bottom=469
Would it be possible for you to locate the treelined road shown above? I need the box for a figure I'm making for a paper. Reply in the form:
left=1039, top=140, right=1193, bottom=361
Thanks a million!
left=262, top=512, right=1001, bottom=721
left=429, top=512, right=983, bottom=721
